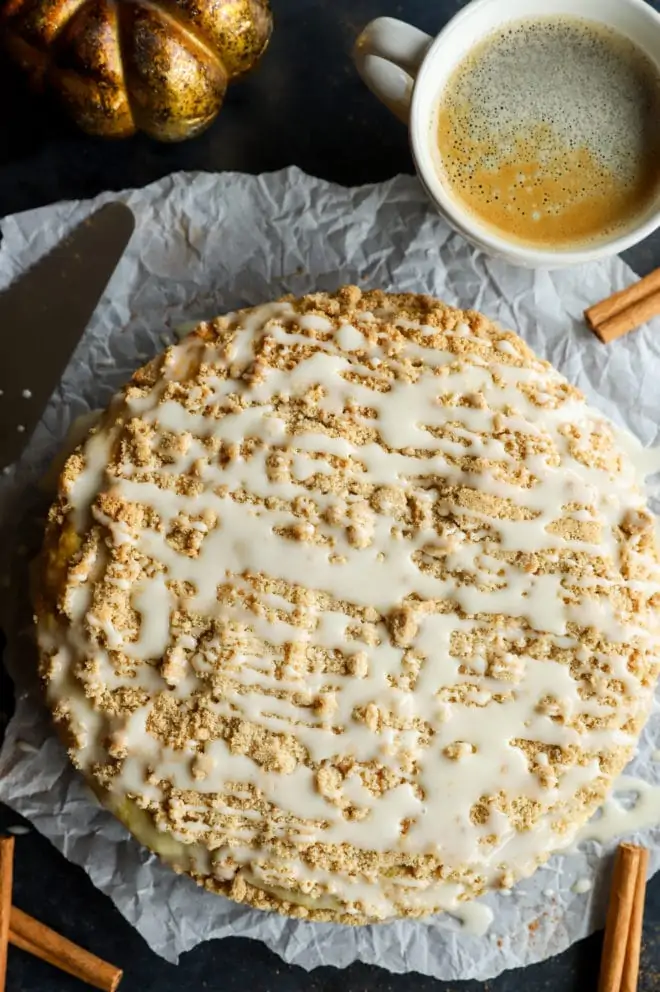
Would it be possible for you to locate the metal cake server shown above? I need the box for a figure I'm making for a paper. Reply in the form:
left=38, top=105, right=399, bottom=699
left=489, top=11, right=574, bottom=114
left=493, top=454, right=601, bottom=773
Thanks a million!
left=0, top=202, right=135, bottom=471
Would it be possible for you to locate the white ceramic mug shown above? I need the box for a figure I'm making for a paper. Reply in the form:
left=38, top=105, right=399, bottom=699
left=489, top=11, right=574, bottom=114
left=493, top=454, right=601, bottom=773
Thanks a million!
left=354, top=0, right=660, bottom=268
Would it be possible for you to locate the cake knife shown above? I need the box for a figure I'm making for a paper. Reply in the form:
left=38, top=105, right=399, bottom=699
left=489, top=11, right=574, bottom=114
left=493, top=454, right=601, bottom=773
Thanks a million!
left=0, top=202, right=135, bottom=471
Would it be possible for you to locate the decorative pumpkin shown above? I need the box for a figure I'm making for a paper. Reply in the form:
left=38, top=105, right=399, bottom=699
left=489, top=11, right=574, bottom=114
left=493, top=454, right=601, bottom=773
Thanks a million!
left=1, top=0, right=272, bottom=140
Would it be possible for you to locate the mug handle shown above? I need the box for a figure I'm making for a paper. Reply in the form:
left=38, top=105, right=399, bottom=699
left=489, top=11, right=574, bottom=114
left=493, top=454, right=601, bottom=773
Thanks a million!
left=353, top=17, right=433, bottom=123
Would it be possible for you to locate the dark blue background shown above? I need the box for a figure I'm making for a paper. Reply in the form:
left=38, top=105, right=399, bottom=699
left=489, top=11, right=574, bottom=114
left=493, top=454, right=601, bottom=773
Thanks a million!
left=1, top=1, right=659, bottom=989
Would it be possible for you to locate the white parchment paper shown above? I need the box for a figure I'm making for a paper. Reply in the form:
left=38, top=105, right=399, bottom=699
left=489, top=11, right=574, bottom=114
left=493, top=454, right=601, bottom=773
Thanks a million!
left=0, top=167, right=659, bottom=980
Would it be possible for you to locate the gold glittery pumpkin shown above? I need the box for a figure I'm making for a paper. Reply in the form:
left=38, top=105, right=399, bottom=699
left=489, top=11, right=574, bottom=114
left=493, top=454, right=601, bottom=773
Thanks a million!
left=1, top=0, right=272, bottom=140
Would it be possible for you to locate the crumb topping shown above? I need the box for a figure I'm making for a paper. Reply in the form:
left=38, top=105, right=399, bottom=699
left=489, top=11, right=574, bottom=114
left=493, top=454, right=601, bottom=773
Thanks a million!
left=36, top=287, right=660, bottom=924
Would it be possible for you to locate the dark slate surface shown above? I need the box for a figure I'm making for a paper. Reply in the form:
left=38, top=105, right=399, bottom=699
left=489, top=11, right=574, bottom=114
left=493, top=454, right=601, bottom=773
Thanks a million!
left=1, top=1, right=660, bottom=989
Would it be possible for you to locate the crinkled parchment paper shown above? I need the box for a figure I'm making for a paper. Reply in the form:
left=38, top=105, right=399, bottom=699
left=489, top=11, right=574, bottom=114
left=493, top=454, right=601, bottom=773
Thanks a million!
left=1, top=167, right=659, bottom=980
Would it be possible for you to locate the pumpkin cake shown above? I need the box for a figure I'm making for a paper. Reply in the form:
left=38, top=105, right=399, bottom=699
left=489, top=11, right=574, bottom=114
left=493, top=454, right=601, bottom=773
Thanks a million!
left=35, top=287, right=660, bottom=923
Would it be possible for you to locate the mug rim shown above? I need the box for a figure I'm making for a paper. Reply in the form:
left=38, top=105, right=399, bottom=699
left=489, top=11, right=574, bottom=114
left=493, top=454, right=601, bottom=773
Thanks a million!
left=409, top=0, right=660, bottom=266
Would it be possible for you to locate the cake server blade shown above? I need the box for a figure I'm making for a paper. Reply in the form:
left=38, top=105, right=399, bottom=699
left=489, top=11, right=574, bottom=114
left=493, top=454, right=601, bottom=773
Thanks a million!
left=0, top=202, right=135, bottom=471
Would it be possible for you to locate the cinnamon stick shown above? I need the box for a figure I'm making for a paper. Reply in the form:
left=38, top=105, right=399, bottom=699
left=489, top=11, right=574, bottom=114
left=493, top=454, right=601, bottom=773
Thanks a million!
left=9, top=927, right=92, bottom=986
left=598, top=843, right=645, bottom=992
left=585, top=268, right=660, bottom=343
left=9, top=907, right=122, bottom=992
left=0, top=838, right=14, bottom=992
left=621, top=846, right=649, bottom=992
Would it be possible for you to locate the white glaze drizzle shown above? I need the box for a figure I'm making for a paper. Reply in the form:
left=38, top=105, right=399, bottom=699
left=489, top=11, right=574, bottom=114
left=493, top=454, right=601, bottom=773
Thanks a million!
left=39, top=295, right=660, bottom=921
left=578, top=774, right=660, bottom=845
left=571, top=877, right=593, bottom=894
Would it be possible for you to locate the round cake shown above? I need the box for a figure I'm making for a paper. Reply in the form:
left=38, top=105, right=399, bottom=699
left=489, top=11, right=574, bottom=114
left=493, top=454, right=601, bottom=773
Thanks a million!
left=36, top=287, right=660, bottom=923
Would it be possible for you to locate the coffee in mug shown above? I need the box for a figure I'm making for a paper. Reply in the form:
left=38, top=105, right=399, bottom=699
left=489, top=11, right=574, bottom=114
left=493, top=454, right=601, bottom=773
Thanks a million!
left=434, top=17, right=660, bottom=250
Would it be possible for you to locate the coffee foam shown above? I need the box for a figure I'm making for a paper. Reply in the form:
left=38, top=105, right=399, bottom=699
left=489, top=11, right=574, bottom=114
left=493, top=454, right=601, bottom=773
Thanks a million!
left=435, top=17, right=660, bottom=248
